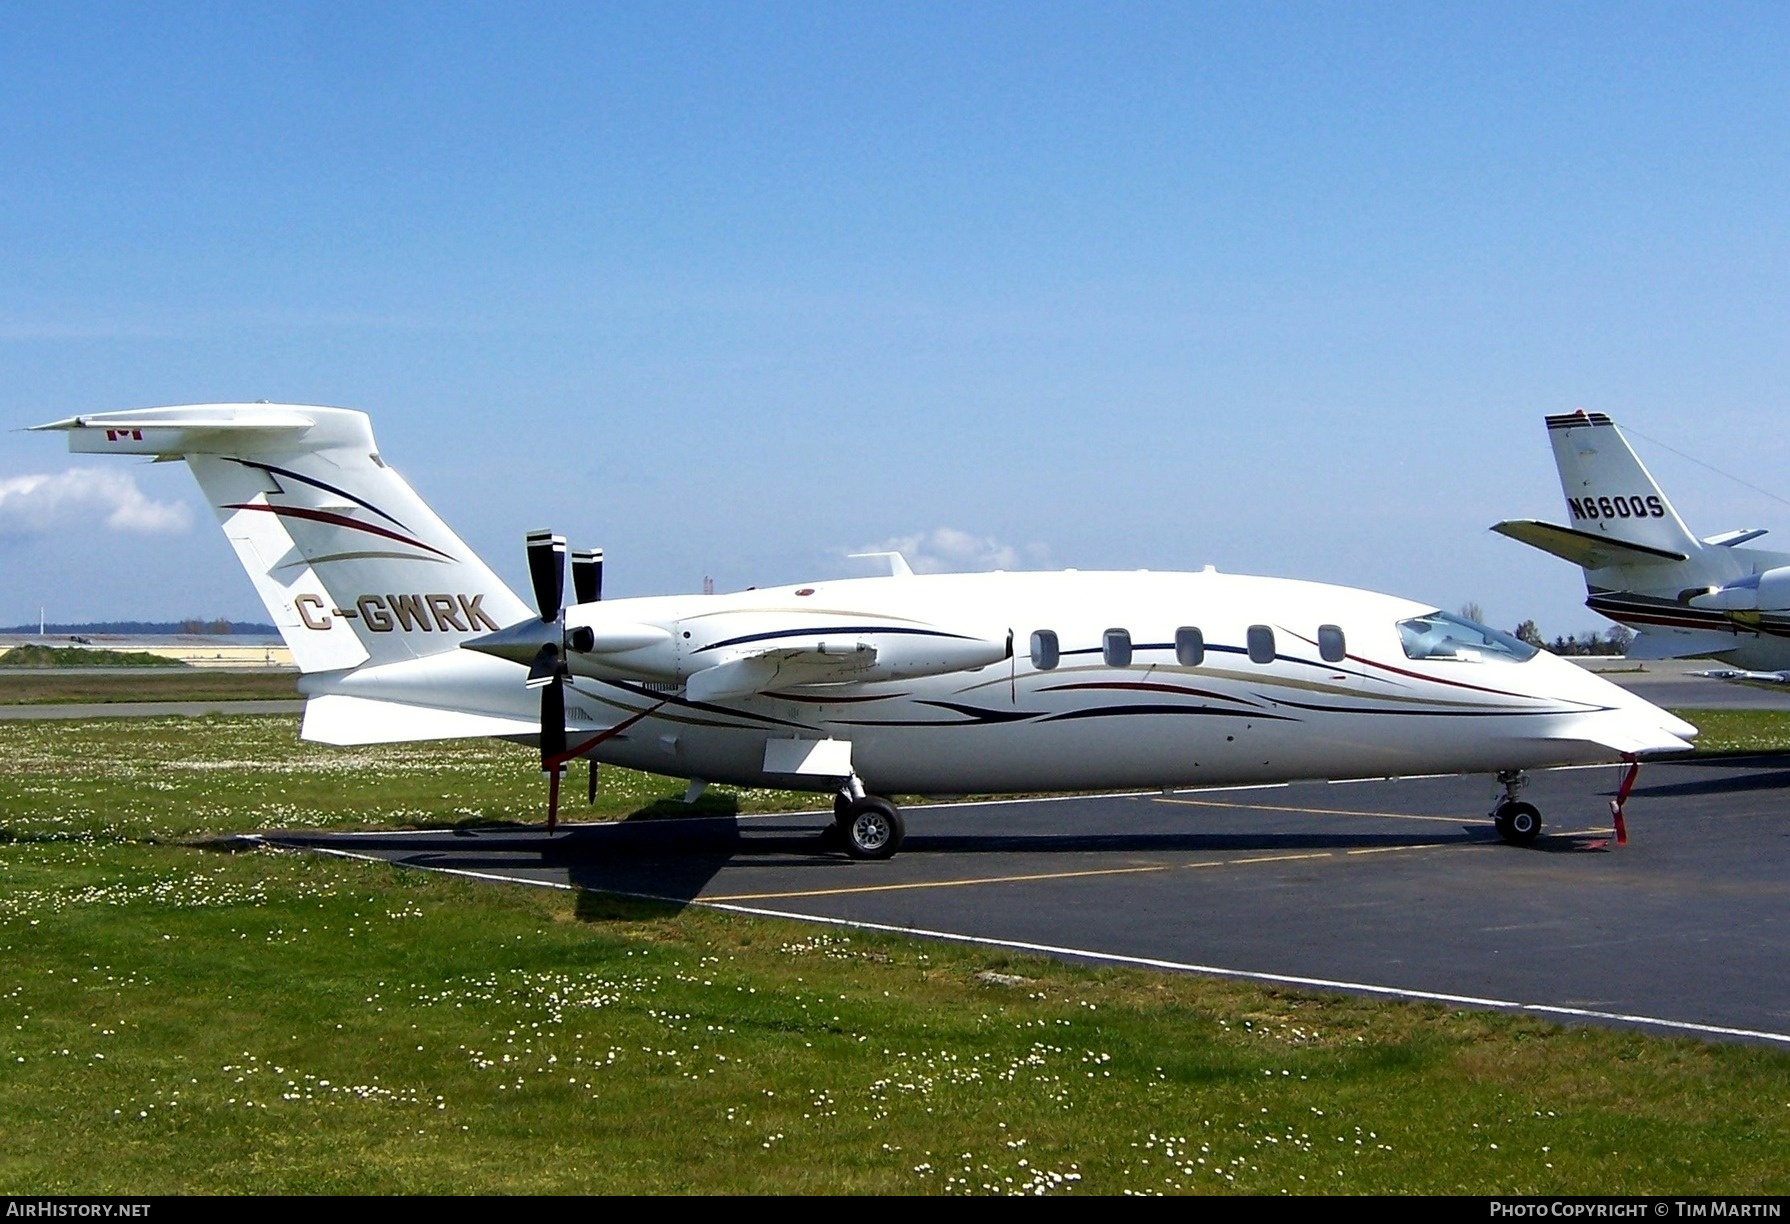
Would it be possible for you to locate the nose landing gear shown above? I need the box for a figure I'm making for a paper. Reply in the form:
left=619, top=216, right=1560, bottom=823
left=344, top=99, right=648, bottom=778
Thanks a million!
left=1491, top=769, right=1542, bottom=846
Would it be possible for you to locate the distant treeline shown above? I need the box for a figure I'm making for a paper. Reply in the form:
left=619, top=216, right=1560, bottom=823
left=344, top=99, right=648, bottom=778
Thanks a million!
left=1518, top=621, right=1636, bottom=657
left=1460, top=605, right=1637, bottom=658
left=0, top=621, right=278, bottom=636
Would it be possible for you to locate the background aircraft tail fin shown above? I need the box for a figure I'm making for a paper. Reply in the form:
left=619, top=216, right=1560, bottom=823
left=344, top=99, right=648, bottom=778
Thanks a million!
left=33, top=404, right=531, bottom=674
left=1544, top=411, right=1704, bottom=561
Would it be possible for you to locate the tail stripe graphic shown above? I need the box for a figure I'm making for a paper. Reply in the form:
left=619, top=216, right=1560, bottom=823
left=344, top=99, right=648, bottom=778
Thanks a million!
left=278, top=550, right=449, bottom=569
left=221, top=502, right=456, bottom=561
left=229, top=458, right=411, bottom=530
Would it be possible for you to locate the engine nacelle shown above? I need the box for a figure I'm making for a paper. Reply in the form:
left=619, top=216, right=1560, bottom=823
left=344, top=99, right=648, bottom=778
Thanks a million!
left=1688, top=566, right=1790, bottom=612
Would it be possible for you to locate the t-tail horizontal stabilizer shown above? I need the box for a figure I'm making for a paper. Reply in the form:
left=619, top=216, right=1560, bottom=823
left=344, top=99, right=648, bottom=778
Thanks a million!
left=1491, top=519, right=1688, bottom=568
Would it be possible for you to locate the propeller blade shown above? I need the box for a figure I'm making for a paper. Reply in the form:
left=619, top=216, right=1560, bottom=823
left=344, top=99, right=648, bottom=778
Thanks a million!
left=540, top=675, right=567, bottom=765
left=572, top=548, right=603, bottom=604
left=524, top=643, right=561, bottom=688
left=525, top=530, right=566, bottom=622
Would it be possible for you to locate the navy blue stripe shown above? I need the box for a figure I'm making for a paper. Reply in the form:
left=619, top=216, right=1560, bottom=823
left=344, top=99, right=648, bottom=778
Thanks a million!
left=594, top=677, right=815, bottom=730
left=230, top=458, right=411, bottom=531
left=1044, top=704, right=1296, bottom=723
left=917, top=700, right=1038, bottom=724
left=694, top=625, right=974, bottom=654
left=1263, top=696, right=1609, bottom=718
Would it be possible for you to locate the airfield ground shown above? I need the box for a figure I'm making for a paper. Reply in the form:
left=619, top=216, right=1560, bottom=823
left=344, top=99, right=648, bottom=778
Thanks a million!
left=1, top=696, right=1788, bottom=1193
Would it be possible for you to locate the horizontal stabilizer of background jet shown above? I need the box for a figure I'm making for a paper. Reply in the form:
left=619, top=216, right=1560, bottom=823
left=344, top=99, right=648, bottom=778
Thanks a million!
left=1491, top=519, right=1688, bottom=568
left=1703, top=528, right=1770, bottom=548
left=1624, top=628, right=1745, bottom=661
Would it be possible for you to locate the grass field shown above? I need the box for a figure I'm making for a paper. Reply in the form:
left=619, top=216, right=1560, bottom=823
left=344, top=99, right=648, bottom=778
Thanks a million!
left=3, top=713, right=1789, bottom=1194
left=0, top=644, right=189, bottom=669
left=1672, top=707, right=1790, bottom=755
left=0, top=670, right=300, bottom=706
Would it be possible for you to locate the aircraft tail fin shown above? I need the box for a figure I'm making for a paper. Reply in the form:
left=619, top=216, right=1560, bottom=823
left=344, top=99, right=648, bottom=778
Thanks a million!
left=32, top=404, right=532, bottom=675
left=1543, top=411, right=1704, bottom=560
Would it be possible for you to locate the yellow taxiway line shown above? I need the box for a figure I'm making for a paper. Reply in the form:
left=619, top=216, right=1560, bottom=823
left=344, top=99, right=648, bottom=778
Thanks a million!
left=1155, top=795, right=1470, bottom=825
left=702, top=863, right=1171, bottom=903
left=700, top=841, right=1488, bottom=903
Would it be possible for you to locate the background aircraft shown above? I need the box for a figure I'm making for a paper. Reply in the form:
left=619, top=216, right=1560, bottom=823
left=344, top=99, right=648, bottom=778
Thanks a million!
left=37, top=404, right=1695, bottom=856
left=1494, top=411, right=1790, bottom=682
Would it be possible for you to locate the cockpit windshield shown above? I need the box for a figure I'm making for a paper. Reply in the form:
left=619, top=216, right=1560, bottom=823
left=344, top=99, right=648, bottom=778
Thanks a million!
left=1396, top=611, right=1539, bottom=663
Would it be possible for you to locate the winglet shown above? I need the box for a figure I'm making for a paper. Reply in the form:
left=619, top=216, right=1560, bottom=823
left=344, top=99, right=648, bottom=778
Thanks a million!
left=848, top=551, right=915, bottom=577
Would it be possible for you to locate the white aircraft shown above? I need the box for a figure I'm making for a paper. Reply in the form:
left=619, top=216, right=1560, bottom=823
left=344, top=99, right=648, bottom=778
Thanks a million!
left=1493, top=410, right=1790, bottom=682
left=36, top=403, right=1695, bottom=855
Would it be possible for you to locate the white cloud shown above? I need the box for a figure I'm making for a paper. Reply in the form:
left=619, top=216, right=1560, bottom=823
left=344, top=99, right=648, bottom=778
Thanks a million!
left=857, top=527, right=1041, bottom=575
left=0, top=468, right=193, bottom=537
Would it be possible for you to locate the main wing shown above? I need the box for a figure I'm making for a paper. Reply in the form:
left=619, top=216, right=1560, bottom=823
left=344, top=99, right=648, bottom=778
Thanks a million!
left=684, top=632, right=1011, bottom=702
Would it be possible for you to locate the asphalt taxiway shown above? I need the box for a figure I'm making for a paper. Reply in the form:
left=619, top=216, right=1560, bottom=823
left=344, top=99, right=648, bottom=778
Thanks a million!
left=0, top=699, right=304, bottom=720
left=265, top=753, right=1790, bottom=1047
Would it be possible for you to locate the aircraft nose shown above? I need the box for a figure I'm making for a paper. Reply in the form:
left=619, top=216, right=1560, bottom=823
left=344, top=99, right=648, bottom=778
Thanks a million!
left=1567, top=663, right=1699, bottom=753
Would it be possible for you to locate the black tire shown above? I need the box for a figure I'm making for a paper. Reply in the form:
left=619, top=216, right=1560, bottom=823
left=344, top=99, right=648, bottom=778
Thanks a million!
left=1495, top=801, right=1542, bottom=847
left=834, top=792, right=853, bottom=824
left=841, top=797, right=905, bottom=860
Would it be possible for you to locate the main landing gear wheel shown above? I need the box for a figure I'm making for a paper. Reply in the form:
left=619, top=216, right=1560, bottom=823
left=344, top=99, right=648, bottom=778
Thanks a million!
left=841, top=797, right=905, bottom=860
left=1494, top=801, right=1542, bottom=847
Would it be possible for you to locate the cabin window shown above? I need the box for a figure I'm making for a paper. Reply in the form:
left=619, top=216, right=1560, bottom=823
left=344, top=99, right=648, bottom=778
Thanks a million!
left=1029, top=629, right=1059, bottom=671
left=1318, top=624, right=1346, bottom=663
left=1246, top=624, right=1275, bottom=664
left=1103, top=628, right=1132, bottom=667
left=1397, top=611, right=1538, bottom=663
left=1175, top=626, right=1205, bottom=667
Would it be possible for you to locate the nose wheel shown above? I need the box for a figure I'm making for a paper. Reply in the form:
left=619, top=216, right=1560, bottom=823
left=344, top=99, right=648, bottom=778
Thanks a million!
left=1493, top=800, right=1542, bottom=846
left=1490, top=769, right=1542, bottom=847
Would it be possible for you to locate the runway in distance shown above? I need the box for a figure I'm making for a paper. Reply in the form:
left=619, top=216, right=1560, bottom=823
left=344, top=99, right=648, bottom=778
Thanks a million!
left=1494, top=411, right=1790, bottom=684
left=37, top=404, right=1696, bottom=857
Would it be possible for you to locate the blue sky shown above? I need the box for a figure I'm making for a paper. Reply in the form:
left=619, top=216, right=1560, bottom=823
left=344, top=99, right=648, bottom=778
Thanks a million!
left=4, top=3, right=1790, bottom=634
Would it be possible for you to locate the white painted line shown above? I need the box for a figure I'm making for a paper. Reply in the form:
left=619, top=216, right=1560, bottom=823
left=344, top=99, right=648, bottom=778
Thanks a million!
left=693, top=903, right=1790, bottom=1048
left=269, top=843, right=581, bottom=893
